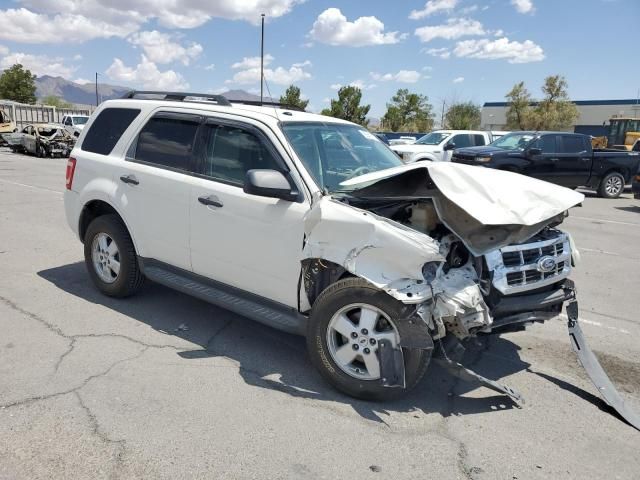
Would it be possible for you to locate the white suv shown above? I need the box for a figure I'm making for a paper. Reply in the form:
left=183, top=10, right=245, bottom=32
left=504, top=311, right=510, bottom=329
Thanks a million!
left=391, top=130, right=492, bottom=163
left=64, top=91, right=583, bottom=401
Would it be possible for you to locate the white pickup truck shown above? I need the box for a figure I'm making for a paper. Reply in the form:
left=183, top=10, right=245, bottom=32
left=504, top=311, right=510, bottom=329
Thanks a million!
left=61, top=114, right=89, bottom=137
left=61, top=91, right=639, bottom=426
left=390, top=130, right=493, bottom=163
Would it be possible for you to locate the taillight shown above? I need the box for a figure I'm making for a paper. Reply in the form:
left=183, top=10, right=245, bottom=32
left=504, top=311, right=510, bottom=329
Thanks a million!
left=66, top=157, right=77, bottom=190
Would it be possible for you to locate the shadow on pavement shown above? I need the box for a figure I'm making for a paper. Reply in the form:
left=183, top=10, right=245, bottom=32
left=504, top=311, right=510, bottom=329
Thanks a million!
left=615, top=205, right=640, bottom=213
left=36, top=261, right=592, bottom=423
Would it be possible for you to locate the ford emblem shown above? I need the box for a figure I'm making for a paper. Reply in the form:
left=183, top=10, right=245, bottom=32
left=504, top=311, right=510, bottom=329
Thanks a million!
left=537, top=255, right=557, bottom=273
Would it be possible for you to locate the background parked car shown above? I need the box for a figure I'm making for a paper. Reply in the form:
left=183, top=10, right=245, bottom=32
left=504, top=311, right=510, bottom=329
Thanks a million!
left=452, top=131, right=640, bottom=198
left=0, top=109, right=17, bottom=145
left=2, top=123, right=75, bottom=158
left=62, top=114, right=90, bottom=137
left=390, top=130, right=493, bottom=163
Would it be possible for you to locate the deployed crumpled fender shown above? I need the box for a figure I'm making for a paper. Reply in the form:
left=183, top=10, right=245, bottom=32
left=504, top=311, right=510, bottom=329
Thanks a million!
left=302, top=197, right=443, bottom=304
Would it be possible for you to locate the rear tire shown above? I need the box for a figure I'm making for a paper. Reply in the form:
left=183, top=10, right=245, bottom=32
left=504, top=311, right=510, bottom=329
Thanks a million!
left=306, top=277, right=431, bottom=401
left=84, top=214, right=144, bottom=297
left=598, top=172, right=625, bottom=198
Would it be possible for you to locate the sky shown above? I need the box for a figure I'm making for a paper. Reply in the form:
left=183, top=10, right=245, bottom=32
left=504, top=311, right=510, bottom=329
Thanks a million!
left=0, top=0, right=638, bottom=117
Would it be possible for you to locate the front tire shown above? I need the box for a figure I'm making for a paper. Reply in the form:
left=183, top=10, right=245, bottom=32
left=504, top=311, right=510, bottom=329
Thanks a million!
left=306, top=277, right=431, bottom=401
left=598, top=172, right=625, bottom=198
left=84, top=214, right=144, bottom=297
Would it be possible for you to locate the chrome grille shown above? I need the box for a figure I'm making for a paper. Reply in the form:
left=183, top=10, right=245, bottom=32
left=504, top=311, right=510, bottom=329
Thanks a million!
left=484, top=229, right=572, bottom=295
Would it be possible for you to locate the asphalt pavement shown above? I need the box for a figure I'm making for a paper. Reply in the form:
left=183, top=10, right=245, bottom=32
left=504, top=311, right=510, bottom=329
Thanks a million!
left=1, top=148, right=639, bottom=479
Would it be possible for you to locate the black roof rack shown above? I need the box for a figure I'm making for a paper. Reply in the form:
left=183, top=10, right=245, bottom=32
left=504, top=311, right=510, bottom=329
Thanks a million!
left=121, top=90, right=232, bottom=106
left=229, top=99, right=305, bottom=112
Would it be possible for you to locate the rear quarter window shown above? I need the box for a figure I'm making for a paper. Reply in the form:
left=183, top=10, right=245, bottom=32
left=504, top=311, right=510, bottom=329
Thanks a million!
left=82, top=108, right=141, bottom=155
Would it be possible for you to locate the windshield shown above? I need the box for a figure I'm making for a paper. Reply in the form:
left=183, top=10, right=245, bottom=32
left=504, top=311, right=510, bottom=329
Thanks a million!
left=73, top=116, right=89, bottom=125
left=281, top=122, right=402, bottom=193
left=415, top=132, right=450, bottom=145
left=490, top=132, right=535, bottom=150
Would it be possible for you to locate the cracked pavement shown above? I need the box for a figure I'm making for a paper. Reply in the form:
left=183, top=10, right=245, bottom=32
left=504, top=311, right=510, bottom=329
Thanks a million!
left=0, top=149, right=639, bottom=479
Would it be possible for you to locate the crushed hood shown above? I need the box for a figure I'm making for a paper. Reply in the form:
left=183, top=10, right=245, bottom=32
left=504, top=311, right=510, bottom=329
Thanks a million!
left=339, top=162, right=584, bottom=255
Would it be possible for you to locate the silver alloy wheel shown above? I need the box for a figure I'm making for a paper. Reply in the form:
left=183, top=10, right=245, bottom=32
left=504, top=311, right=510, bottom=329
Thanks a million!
left=605, top=175, right=623, bottom=196
left=326, top=303, right=400, bottom=381
left=91, top=232, right=121, bottom=284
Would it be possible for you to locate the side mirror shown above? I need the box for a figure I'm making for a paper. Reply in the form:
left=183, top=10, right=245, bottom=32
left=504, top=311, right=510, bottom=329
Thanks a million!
left=244, top=169, right=298, bottom=201
left=443, top=142, right=456, bottom=151
left=527, top=147, right=542, bottom=156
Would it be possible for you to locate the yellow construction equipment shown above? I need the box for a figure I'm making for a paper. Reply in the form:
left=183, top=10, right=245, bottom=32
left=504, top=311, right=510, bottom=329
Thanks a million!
left=607, top=117, right=640, bottom=150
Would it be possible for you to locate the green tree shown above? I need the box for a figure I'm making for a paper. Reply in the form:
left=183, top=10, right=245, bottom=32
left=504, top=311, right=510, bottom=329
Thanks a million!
left=279, top=85, right=309, bottom=110
left=0, top=64, right=37, bottom=104
left=41, top=95, right=73, bottom=108
left=505, top=81, right=533, bottom=130
left=445, top=102, right=481, bottom=130
left=381, top=89, right=434, bottom=132
left=531, top=75, right=579, bottom=130
left=320, top=86, right=370, bottom=126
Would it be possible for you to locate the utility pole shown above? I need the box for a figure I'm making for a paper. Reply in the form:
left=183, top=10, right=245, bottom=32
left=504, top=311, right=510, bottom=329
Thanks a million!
left=95, top=72, right=99, bottom=107
left=440, top=99, right=446, bottom=129
left=260, top=13, right=265, bottom=105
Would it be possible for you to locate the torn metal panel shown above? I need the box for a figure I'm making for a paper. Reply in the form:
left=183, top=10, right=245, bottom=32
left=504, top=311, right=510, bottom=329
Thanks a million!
left=302, top=197, right=444, bottom=303
left=566, top=299, right=640, bottom=431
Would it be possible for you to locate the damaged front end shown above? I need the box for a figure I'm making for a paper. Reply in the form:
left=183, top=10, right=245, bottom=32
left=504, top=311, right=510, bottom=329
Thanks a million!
left=302, top=162, right=639, bottom=429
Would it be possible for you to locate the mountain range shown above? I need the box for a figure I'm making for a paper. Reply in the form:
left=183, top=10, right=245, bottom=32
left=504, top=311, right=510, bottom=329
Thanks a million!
left=34, top=76, right=273, bottom=106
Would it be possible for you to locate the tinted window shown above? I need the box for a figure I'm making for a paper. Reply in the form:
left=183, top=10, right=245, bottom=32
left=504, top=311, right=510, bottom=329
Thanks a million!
left=633, top=141, right=640, bottom=152
left=201, top=123, right=280, bottom=185
left=134, top=114, right=200, bottom=171
left=533, top=135, right=557, bottom=154
left=560, top=135, right=586, bottom=153
left=473, top=134, right=486, bottom=146
left=449, top=134, right=472, bottom=148
left=83, top=108, right=141, bottom=155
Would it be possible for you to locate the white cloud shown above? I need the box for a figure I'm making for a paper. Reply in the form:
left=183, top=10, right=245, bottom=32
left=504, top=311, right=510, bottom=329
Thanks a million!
left=460, top=5, right=478, bottom=14
left=453, top=76, right=464, bottom=83
left=0, top=51, right=76, bottom=78
left=0, top=1, right=303, bottom=44
left=415, top=18, right=485, bottom=42
left=426, top=47, right=451, bottom=59
left=370, top=70, right=421, bottom=83
left=231, top=54, right=274, bottom=69
left=226, top=56, right=311, bottom=86
left=330, top=80, right=376, bottom=91
left=73, top=78, right=92, bottom=85
left=0, top=45, right=8, bottom=56
left=128, top=30, right=202, bottom=65
left=322, top=97, right=330, bottom=103
left=106, top=55, right=188, bottom=90
left=72, top=54, right=83, bottom=61
left=204, top=64, right=215, bottom=71
left=0, top=8, right=139, bottom=43
left=453, top=37, right=544, bottom=63
left=409, top=0, right=458, bottom=20
left=511, top=0, right=535, bottom=14
left=309, top=8, right=405, bottom=47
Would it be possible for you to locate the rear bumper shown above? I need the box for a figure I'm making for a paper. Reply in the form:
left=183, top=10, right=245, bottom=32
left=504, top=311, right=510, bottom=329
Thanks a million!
left=63, top=189, right=81, bottom=240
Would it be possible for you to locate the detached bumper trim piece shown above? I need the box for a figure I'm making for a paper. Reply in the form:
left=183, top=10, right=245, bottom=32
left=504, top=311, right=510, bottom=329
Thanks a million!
left=566, top=300, right=640, bottom=431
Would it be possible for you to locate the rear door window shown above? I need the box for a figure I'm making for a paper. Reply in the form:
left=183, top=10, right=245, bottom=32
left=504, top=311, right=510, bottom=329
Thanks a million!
left=450, top=134, right=472, bottom=148
left=83, top=108, right=141, bottom=155
left=560, top=135, right=586, bottom=153
left=132, top=113, right=200, bottom=172
left=473, top=134, right=487, bottom=146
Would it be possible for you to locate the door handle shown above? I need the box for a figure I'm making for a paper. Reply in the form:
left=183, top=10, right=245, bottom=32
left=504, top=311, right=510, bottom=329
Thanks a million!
left=549, top=158, right=560, bottom=162
left=120, top=174, right=139, bottom=185
left=580, top=157, right=591, bottom=161
left=198, top=195, right=223, bottom=208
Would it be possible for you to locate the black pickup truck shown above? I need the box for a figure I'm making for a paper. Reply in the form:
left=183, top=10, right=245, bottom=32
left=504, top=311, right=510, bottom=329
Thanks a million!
left=452, top=131, right=640, bottom=198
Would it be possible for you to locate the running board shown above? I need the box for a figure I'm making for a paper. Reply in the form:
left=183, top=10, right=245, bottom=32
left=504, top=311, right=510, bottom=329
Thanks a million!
left=139, top=258, right=307, bottom=336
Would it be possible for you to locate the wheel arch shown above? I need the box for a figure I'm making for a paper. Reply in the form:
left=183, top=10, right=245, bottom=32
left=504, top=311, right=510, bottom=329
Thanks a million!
left=78, top=199, right=139, bottom=254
